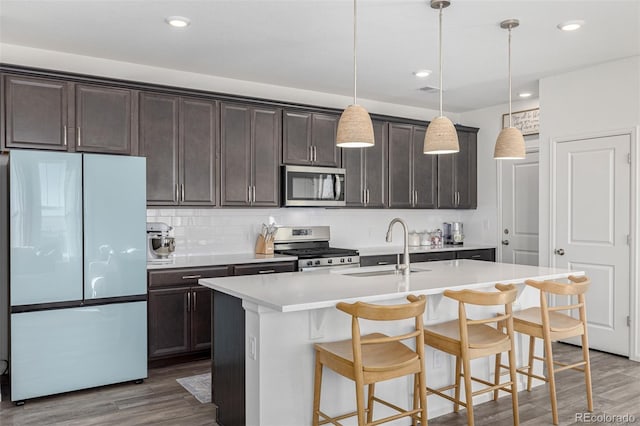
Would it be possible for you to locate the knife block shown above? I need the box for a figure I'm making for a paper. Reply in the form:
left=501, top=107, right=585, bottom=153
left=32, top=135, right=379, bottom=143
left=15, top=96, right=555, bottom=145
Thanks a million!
left=255, top=234, right=274, bottom=255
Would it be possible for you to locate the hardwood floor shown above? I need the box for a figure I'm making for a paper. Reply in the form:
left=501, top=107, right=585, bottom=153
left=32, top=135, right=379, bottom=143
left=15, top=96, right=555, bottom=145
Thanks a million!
left=0, top=360, right=217, bottom=426
left=0, top=343, right=638, bottom=425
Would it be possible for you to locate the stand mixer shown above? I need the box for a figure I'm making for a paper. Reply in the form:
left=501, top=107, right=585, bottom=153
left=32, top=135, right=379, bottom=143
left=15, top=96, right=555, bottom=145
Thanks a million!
left=146, top=222, right=176, bottom=262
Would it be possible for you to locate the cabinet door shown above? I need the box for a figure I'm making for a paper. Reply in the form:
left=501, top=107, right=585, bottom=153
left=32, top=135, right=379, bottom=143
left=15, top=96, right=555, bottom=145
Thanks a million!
left=312, top=113, right=340, bottom=167
left=233, top=261, right=297, bottom=276
left=359, top=255, right=398, bottom=267
left=436, top=153, right=456, bottom=209
left=75, top=84, right=133, bottom=154
left=181, top=98, right=217, bottom=206
left=148, top=287, right=190, bottom=358
left=283, top=110, right=312, bottom=165
left=342, top=146, right=364, bottom=207
left=412, top=125, right=437, bottom=208
left=363, top=120, right=388, bottom=208
left=410, top=251, right=455, bottom=262
left=191, top=287, right=212, bottom=351
left=4, top=75, right=69, bottom=150
left=220, top=103, right=252, bottom=206
left=454, top=131, right=478, bottom=209
left=456, top=248, right=495, bottom=262
left=388, top=123, right=413, bottom=208
left=252, top=107, right=281, bottom=206
left=139, top=93, right=179, bottom=205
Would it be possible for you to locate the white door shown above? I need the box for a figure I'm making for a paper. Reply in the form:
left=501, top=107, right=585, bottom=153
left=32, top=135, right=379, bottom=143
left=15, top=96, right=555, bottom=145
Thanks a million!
left=554, top=134, right=631, bottom=356
left=500, top=151, right=539, bottom=266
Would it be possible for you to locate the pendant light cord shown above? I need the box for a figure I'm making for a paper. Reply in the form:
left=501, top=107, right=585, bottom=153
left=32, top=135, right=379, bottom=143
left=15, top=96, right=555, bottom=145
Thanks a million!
left=353, top=0, right=357, bottom=105
left=508, top=26, right=512, bottom=127
left=438, top=4, right=443, bottom=117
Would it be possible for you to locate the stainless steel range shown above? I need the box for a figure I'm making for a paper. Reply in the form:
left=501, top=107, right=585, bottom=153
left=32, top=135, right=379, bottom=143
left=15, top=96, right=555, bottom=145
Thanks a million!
left=273, top=226, right=359, bottom=271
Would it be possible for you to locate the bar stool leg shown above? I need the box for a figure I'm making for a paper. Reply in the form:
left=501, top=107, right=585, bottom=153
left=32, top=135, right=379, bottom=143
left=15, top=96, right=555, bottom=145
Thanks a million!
left=418, top=370, right=428, bottom=426
left=367, top=383, right=375, bottom=424
left=412, top=374, right=419, bottom=426
left=543, top=335, right=559, bottom=425
left=526, top=336, right=535, bottom=391
left=313, top=357, right=322, bottom=426
left=581, top=333, right=594, bottom=412
left=462, top=356, right=474, bottom=426
left=493, top=352, right=502, bottom=401
left=508, top=343, right=520, bottom=425
left=355, top=375, right=366, bottom=426
left=454, top=356, right=462, bottom=413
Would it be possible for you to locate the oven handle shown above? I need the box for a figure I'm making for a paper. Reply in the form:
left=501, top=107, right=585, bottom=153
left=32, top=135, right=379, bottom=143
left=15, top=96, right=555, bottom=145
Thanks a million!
left=299, top=264, right=360, bottom=272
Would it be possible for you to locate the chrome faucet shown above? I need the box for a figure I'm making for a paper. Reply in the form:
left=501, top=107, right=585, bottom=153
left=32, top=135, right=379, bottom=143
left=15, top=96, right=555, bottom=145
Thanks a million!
left=385, top=217, right=410, bottom=275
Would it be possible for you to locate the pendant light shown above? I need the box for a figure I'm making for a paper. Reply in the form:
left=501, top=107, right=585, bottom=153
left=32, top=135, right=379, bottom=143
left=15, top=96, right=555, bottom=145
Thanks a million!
left=336, top=0, right=374, bottom=148
left=424, top=0, right=459, bottom=155
left=494, top=19, right=526, bottom=159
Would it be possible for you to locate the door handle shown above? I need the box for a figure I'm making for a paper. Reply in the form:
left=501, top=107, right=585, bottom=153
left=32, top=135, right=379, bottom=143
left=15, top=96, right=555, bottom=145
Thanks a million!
left=554, top=248, right=565, bottom=256
left=502, top=240, right=510, bottom=246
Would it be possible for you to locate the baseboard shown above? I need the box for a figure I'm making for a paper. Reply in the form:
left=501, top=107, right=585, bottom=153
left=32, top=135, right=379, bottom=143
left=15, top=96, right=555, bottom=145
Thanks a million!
left=148, top=350, right=210, bottom=369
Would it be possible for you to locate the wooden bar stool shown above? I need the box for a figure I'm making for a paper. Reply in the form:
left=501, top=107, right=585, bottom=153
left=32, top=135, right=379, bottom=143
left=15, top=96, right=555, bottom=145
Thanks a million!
left=504, top=275, right=593, bottom=425
left=312, top=295, right=428, bottom=426
left=424, top=284, right=519, bottom=426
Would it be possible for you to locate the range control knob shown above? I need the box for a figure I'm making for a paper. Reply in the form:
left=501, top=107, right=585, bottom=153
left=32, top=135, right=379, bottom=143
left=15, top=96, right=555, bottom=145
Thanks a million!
left=340, top=258, right=345, bottom=263
left=306, top=260, right=313, bottom=266
left=347, top=257, right=352, bottom=263
left=327, top=259, right=333, bottom=264
left=314, top=260, right=321, bottom=265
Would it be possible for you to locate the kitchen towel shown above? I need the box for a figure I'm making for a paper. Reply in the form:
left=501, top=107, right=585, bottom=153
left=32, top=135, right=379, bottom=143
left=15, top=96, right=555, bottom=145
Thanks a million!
left=176, top=372, right=211, bottom=404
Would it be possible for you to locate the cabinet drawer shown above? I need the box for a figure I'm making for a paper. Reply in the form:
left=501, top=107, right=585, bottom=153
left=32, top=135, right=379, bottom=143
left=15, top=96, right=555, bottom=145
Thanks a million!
left=455, top=249, right=495, bottom=262
left=410, top=251, right=456, bottom=262
left=148, top=266, right=231, bottom=288
left=233, top=261, right=297, bottom=276
left=359, top=255, right=398, bottom=267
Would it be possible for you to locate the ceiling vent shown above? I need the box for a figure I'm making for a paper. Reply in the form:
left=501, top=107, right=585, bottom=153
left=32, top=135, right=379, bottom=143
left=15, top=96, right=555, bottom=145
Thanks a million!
left=418, top=85, right=440, bottom=93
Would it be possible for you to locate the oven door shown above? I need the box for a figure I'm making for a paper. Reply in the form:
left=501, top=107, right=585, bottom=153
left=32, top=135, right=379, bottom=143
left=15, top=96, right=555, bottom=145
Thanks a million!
left=283, top=165, right=346, bottom=207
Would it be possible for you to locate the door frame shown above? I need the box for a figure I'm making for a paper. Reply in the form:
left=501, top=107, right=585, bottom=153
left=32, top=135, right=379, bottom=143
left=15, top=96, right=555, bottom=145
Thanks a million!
left=496, top=147, right=540, bottom=263
left=549, top=127, right=639, bottom=361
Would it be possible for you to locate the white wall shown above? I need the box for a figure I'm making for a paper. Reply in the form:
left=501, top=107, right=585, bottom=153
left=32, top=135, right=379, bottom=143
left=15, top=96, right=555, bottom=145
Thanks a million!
left=538, top=55, right=640, bottom=361
left=0, top=43, right=458, bottom=123
left=459, top=98, right=540, bottom=246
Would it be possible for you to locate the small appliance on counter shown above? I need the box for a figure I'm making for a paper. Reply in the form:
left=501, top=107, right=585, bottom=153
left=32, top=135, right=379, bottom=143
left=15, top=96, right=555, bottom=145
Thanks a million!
left=147, top=222, right=176, bottom=262
left=443, top=222, right=464, bottom=245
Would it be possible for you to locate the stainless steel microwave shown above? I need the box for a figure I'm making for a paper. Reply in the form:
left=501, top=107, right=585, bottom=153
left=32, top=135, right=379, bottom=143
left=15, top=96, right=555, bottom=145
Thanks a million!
left=282, top=165, right=346, bottom=207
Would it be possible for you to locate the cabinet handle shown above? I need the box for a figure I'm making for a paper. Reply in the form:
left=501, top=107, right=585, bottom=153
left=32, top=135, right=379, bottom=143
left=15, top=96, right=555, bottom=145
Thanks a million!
left=471, top=255, right=482, bottom=259
left=187, top=292, right=191, bottom=312
left=258, top=269, right=276, bottom=274
left=252, top=185, right=256, bottom=204
left=247, top=186, right=251, bottom=203
left=192, top=291, right=197, bottom=311
left=77, top=127, right=81, bottom=146
left=181, top=274, right=202, bottom=279
left=309, top=145, right=313, bottom=162
left=414, top=190, right=418, bottom=206
left=366, top=189, right=370, bottom=205
left=312, top=146, right=317, bottom=162
left=175, top=184, right=179, bottom=202
left=377, top=261, right=391, bottom=265
left=180, top=184, right=185, bottom=202
left=361, top=189, right=365, bottom=204
left=63, top=125, right=68, bottom=146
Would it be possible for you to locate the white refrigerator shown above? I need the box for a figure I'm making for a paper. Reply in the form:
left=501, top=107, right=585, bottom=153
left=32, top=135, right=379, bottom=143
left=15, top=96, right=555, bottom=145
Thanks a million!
left=2, top=150, right=147, bottom=402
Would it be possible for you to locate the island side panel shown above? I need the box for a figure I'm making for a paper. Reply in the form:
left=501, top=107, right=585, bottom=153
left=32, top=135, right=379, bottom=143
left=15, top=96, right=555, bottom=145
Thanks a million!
left=212, top=290, right=245, bottom=426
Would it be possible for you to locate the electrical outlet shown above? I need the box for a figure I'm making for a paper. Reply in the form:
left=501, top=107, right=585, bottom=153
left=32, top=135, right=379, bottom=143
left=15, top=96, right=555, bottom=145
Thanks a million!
left=249, top=336, right=257, bottom=360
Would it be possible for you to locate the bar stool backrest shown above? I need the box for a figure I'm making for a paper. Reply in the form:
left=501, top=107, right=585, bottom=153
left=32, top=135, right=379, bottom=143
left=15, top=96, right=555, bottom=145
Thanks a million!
left=525, top=275, right=590, bottom=330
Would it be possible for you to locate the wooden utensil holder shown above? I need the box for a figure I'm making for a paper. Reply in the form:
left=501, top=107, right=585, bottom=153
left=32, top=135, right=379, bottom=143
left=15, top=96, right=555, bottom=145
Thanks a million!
left=255, top=234, right=274, bottom=255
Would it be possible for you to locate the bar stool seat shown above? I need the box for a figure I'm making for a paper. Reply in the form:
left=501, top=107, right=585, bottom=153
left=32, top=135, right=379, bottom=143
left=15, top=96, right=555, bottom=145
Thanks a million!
left=425, top=320, right=510, bottom=352
left=512, top=307, right=583, bottom=335
left=312, top=295, right=428, bottom=426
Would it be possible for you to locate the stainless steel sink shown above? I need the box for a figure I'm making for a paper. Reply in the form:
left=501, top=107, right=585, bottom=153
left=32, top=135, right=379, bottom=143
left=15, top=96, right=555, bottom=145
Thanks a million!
left=343, top=268, right=431, bottom=277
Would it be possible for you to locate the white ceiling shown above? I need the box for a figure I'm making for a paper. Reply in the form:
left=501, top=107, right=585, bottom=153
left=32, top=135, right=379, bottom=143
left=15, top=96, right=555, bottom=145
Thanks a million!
left=1, top=0, right=639, bottom=112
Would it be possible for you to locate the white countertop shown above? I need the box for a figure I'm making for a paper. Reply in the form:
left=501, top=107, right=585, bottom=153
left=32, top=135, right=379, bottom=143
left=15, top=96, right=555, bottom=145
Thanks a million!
left=147, top=253, right=298, bottom=270
left=357, top=244, right=496, bottom=256
left=199, top=260, right=580, bottom=312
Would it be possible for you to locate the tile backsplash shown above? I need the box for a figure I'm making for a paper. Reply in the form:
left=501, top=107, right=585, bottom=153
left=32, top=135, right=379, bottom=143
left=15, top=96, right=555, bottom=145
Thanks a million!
left=147, top=208, right=491, bottom=256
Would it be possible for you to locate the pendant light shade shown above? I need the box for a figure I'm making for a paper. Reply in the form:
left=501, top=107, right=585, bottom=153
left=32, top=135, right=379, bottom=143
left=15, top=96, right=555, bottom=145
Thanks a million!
left=336, top=0, right=374, bottom=148
left=494, top=19, right=526, bottom=160
left=424, top=0, right=459, bottom=155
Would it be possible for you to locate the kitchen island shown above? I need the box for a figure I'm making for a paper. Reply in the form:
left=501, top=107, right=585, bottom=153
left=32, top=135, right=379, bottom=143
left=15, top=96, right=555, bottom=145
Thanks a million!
left=199, top=260, right=582, bottom=426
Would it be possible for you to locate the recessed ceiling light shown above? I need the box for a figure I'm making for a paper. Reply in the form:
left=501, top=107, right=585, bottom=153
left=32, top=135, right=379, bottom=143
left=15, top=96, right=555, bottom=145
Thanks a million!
left=518, top=92, right=533, bottom=98
left=557, top=20, right=584, bottom=31
left=413, top=69, right=432, bottom=78
left=165, top=16, right=191, bottom=28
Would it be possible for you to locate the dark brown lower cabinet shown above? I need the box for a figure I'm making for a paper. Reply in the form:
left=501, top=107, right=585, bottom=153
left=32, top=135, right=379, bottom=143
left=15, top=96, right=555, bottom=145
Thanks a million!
left=147, top=266, right=229, bottom=365
left=359, top=248, right=495, bottom=266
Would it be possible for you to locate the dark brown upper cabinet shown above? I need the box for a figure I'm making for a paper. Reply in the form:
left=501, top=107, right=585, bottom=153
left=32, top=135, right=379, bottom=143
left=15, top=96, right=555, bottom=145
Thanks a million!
left=220, top=102, right=281, bottom=207
left=283, top=110, right=340, bottom=167
left=140, top=92, right=218, bottom=206
left=388, top=123, right=437, bottom=209
left=2, top=74, right=136, bottom=154
left=342, top=120, right=388, bottom=207
left=436, top=129, right=478, bottom=209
